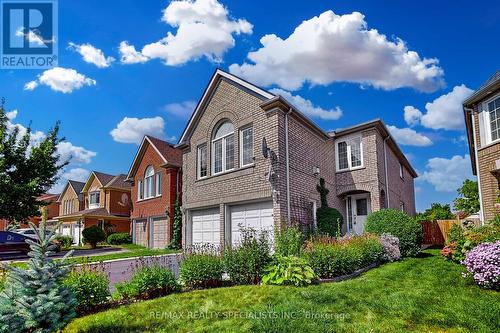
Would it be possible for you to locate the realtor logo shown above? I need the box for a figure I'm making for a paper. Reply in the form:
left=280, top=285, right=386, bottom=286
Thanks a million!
left=0, top=0, right=57, bottom=69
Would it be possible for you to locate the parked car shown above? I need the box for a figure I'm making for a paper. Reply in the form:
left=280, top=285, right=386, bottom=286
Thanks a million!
left=0, top=231, right=32, bottom=254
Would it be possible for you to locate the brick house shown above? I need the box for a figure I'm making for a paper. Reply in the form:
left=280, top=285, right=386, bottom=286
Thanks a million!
left=464, top=70, right=500, bottom=222
left=177, top=69, right=417, bottom=247
left=126, top=135, right=182, bottom=248
left=55, top=172, right=131, bottom=244
left=0, top=193, right=60, bottom=230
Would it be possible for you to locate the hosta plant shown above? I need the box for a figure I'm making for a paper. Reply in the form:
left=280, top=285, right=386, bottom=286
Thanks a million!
left=462, top=241, right=500, bottom=290
left=261, top=256, right=316, bottom=287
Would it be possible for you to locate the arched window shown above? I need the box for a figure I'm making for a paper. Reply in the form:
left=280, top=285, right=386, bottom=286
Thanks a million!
left=144, top=165, right=155, bottom=199
left=212, top=121, right=234, bottom=174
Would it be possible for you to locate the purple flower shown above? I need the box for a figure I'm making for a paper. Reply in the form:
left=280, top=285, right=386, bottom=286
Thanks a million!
left=463, top=241, right=500, bottom=290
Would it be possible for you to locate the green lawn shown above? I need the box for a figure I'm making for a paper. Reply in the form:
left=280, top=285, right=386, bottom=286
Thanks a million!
left=64, top=244, right=179, bottom=265
left=63, top=250, right=500, bottom=333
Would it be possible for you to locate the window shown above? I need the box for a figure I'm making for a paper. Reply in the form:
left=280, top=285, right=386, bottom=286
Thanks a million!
left=489, top=96, right=500, bottom=141
left=197, top=144, right=207, bottom=178
left=137, top=180, right=143, bottom=200
left=89, top=191, right=100, bottom=208
left=144, top=166, right=155, bottom=199
left=240, top=126, right=254, bottom=166
left=155, top=172, right=162, bottom=196
left=400, top=201, right=405, bottom=212
left=336, top=136, right=363, bottom=171
left=399, top=163, right=404, bottom=179
left=212, top=121, right=235, bottom=174
left=356, top=198, right=368, bottom=216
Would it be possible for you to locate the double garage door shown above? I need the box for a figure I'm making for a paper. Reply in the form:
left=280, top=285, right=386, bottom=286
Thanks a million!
left=134, top=217, right=168, bottom=249
left=191, top=201, right=274, bottom=246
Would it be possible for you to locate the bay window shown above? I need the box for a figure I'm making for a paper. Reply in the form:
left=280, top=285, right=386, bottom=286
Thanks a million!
left=212, top=121, right=234, bottom=174
left=336, top=136, right=363, bottom=171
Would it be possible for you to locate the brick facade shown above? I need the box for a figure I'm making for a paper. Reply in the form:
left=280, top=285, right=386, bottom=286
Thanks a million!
left=179, top=70, right=417, bottom=247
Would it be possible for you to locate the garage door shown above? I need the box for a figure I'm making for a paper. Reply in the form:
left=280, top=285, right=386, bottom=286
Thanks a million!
left=230, top=201, right=274, bottom=245
left=191, top=208, right=220, bottom=245
left=152, top=217, right=169, bottom=249
left=134, top=219, right=148, bottom=247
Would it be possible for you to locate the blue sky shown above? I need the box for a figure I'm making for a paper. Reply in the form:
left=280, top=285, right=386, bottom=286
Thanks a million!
left=1, top=0, right=499, bottom=212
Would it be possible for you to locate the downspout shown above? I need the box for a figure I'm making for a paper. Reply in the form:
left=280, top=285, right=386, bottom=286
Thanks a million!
left=383, top=136, right=390, bottom=208
left=467, top=108, right=485, bottom=223
left=285, top=108, right=291, bottom=224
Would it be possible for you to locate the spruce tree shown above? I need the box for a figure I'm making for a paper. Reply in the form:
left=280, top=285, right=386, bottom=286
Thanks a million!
left=0, top=221, right=76, bottom=333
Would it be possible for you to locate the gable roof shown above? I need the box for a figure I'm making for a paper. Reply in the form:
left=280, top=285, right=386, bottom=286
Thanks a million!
left=177, top=68, right=274, bottom=146
left=82, top=171, right=116, bottom=193
left=331, top=119, right=418, bottom=178
left=104, top=174, right=131, bottom=190
left=57, top=180, right=85, bottom=202
left=126, top=135, right=182, bottom=181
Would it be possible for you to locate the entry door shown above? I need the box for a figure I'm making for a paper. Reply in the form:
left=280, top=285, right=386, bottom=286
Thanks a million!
left=346, top=194, right=370, bottom=234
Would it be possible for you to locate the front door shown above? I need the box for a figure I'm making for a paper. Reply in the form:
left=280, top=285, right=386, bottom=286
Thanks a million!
left=346, top=194, right=371, bottom=234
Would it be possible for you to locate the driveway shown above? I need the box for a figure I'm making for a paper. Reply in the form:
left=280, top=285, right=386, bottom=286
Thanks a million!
left=75, top=253, right=183, bottom=291
left=0, top=247, right=124, bottom=262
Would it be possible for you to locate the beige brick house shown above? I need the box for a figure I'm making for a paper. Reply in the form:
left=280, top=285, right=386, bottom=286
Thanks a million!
left=464, top=70, right=500, bottom=222
left=177, top=69, right=417, bottom=247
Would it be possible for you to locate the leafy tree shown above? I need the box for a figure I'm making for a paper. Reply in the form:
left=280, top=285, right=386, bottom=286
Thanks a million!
left=0, top=221, right=76, bottom=333
left=416, top=203, right=454, bottom=221
left=168, top=194, right=182, bottom=250
left=453, top=179, right=480, bottom=216
left=0, top=100, right=66, bottom=228
left=316, top=178, right=343, bottom=236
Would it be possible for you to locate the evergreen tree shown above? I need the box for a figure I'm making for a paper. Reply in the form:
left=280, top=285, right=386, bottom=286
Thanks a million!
left=168, top=194, right=182, bottom=249
left=0, top=221, right=76, bottom=333
left=0, top=100, right=67, bottom=228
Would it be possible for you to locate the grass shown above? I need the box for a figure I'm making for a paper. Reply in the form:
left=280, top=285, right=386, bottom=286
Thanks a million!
left=63, top=250, right=500, bottom=333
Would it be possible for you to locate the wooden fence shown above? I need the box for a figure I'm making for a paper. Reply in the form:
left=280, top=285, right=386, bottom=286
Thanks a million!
left=421, top=220, right=458, bottom=246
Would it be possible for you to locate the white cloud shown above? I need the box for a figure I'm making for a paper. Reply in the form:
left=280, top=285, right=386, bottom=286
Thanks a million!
left=269, top=88, right=342, bottom=120
left=24, top=67, right=96, bottom=93
left=68, top=42, right=115, bottom=68
left=56, top=141, right=96, bottom=164
left=403, top=106, right=423, bottom=127
left=119, top=41, right=149, bottom=64
left=111, top=116, right=165, bottom=144
left=51, top=168, right=91, bottom=193
left=122, top=0, right=252, bottom=66
left=404, top=84, right=474, bottom=130
left=163, top=100, right=197, bottom=119
left=419, top=155, right=474, bottom=192
left=229, top=10, right=444, bottom=92
left=5, top=110, right=46, bottom=145
left=387, top=125, right=433, bottom=146
left=5, top=109, right=18, bottom=120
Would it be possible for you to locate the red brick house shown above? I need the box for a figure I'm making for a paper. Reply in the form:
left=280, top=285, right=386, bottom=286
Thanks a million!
left=55, top=172, right=131, bottom=244
left=126, top=135, right=182, bottom=248
left=0, top=193, right=60, bottom=230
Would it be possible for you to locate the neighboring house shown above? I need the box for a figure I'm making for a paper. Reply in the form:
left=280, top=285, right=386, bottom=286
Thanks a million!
left=126, top=135, right=182, bottom=249
left=0, top=193, right=60, bottom=230
left=177, top=69, right=416, bottom=247
left=55, top=172, right=131, bottom=244
left=464, top=70, right=500, bottom=222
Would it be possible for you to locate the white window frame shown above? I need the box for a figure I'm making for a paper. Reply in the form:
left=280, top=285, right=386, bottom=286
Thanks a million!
left=399, top=163, right=404, bottom=180
left=155, top=172, right=162, bottom=197
left=197, top=143, right=208, bottom=179
left=89, top=191, right=100, bottom=209
left=239, top=126, right=254, bottom=167
left=212, top=123, right=235, bottom=175
left=144, top=166, right=155, bottom=199
left=485, top=93, right=500, bottom=145
left=137, top=180, right=143, bottom=201
left=335, top=135, right=364, bottom=172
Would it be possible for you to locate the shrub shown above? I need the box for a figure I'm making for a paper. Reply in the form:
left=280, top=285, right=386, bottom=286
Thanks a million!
left=380, top=233, right=401, bottom=262
left=107, top=233, right=131, bottom=245
left=275, top=225, right=305, bottom=257
left=168, top=195, right=182, bottom=250
left=114, top=265, right=180, bottom=300
left=82, top=225, right=106, bottom=248
left=262, top=256, right=316, bottom=287
left=448, top=224, right=466, bottom=244
left=463, top=241, right=500, bottom=290
left=304, top=234, right=384, bottom=279
left=223, top=229, right=271, bottom=285
left=64, top=269, right=110, bottom=314
left=316, top=207, right=343, bottom=237
left=54, top=235, right=73, bottom=249
left=365, top=209, right=422, bottom=257
left=179, top=254, right=224, bottom=289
